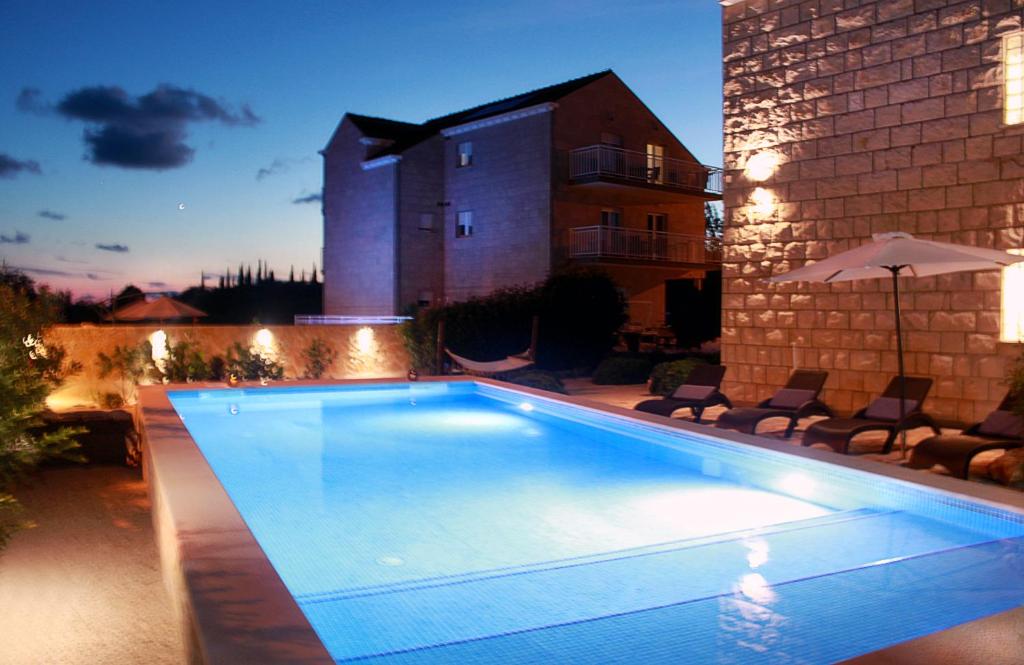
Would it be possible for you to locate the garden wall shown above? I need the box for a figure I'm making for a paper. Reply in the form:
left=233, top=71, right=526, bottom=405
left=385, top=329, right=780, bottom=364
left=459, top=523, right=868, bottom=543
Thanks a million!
left=45, top=323, right=410, bottom=410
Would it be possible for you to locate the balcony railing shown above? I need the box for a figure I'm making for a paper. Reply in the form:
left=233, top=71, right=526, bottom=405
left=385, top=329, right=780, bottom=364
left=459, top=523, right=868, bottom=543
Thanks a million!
left=569, top=145, right=723, bottom=195
left=570, top=226, right=722, bottom=265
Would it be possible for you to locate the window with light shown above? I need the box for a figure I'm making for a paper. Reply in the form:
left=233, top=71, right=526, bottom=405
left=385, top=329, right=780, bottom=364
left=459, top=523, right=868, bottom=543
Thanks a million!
left=1005, top=33, right=1024, bottom=125
left=1001, top=249, right=1024, bottom=343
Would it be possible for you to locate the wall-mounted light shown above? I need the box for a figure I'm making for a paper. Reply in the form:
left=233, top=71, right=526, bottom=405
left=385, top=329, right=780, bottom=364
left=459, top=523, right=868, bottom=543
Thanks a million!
left=744, top=151, right=781, bottom=182
left=354, top=326, right=375, bottom=356
left=750, top=187, right=776, bottom=218
left=1000, top=249, right=1024, bottom=342
left=149, top=329, right=169, bottom=373
left=1004, top=33, right=1023, bottom=125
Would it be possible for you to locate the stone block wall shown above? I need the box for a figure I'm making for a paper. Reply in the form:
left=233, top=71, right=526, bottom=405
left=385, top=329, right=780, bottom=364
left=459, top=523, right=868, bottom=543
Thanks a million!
left=45, top=324, right=409, bottom=410
left=722, top=0, right=1024, bottom=422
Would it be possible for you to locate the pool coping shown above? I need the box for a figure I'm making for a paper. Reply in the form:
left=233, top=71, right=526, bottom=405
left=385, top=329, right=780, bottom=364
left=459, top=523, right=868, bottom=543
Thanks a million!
left=139, top=377, right=1024, bottom=664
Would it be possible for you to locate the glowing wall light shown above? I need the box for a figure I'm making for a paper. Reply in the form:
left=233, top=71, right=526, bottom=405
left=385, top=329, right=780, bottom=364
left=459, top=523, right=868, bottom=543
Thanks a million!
left=744, top=151, right=781, bottom=182
left=348, top=326, right=384, bottom=377
left=354, top=326, right=376, bottom=356
left=253, top=328, right=276, bottom=358
left=149, top=329, right=169, bottom=374
left=1000, top=249, right=1024, bottom=343
left=750, top=187, right=776, bottom=218
left=1005, top=33, right=1024, bottom=125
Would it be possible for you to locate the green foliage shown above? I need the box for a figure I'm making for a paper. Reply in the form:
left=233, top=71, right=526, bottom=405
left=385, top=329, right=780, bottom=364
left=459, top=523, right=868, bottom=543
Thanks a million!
left=648, top=358, right=707, bottom=396
left=161, top=338, right=211, bottom=383
left=503, top=370, right=567, bottom=394
left=592, top=356, right=653, bottom=385
left=302, top=338, right=338, bottom=379
left=0, top=266, right=83, bottom=548
left=97, top=343, right=154, bottom=404
left=224, top=342, right=284, bottom=382
left=401, top=268, right=627, bottom=374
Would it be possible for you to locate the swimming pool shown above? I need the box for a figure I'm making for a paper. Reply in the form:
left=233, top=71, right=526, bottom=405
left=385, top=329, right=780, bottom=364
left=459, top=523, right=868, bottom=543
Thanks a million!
left=163, top=380, right=1024, bottom=663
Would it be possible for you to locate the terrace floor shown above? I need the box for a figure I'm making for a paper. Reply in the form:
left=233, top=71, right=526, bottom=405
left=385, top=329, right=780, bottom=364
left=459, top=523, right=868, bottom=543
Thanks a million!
left=562, top=379, right=1007, bottom=479
left=0, top=466, right=185, bottom=665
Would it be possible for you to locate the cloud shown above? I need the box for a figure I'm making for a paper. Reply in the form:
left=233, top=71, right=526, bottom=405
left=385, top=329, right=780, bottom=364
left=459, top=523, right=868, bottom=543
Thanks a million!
left=22, top=84, right=260, bottom=170
left=55, top=255, right=89, bottom=264
left=0, top=153, right=42, bottom=178
left=95, top=242, right=129, bottom=253
left=147, top=281, right=168, bottom=288
left=256, top=156, right=312, bottom=180
left=292, top=192, right=322, bottom=204
left=38, top=209, right=66, bottom=220
left=15, top=87, right=48, bottom=115
left=0, top=231, right=30, bottom=244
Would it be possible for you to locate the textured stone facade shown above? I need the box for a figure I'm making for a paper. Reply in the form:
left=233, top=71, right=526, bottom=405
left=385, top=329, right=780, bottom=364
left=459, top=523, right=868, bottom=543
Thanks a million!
left=721, top=0, right=1024, bottom=423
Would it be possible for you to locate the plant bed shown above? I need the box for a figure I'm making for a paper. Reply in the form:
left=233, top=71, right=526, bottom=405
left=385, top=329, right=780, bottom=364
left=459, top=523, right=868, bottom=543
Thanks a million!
left=37, top=410, right=138, bottom=466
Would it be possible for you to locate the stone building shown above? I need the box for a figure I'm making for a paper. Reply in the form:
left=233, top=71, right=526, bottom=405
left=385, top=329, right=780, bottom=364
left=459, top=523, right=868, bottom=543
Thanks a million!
left=720, top=0, right=1024, bottom=422
left=321, top=70, right=722, bottom=324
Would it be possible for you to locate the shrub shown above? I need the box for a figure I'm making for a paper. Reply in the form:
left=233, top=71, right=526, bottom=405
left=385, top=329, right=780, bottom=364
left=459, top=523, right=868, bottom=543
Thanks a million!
left=97, top=342, right=154, bottom=404
left=535, top=268, right=627, bottom=371
left=592, top=357, right=653, bottom=385
left=1, top=267, right=82, bottom=548
left=224, top=342, right=284, bottom=382
left=162, top=338, right=211, bottom=383
left=504, top=370, right=567, bottom=394
left=302, top=338, right=338, bottom=379
left=648, top=359, right=707, bottom=396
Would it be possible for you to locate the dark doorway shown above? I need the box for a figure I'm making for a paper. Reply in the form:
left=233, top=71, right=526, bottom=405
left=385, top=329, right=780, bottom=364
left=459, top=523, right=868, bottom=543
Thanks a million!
left=666, top=271, right=721, bottom=349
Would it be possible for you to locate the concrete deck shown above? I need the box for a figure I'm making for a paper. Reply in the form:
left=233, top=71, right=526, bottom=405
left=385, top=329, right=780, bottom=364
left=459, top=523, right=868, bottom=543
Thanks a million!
left=0, top=466, right=185, bottom=665
left=562, top=378, right=1007, bottom=480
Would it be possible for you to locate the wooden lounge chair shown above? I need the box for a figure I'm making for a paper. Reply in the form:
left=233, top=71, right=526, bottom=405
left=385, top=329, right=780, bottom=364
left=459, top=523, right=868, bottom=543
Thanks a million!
left=904, top=392, right=1024, bottom=479
left=714, top=370, right=833, bottom=438
left=634, top=364, right=731, bottom=423
left=801, top=376, right=940, bottom=455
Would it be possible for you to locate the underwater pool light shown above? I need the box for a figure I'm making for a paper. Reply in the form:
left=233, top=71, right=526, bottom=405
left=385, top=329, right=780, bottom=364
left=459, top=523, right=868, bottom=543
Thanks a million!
left=778, top=472, right=816, bottom=500
left=518, top=402, right=535, bottom=412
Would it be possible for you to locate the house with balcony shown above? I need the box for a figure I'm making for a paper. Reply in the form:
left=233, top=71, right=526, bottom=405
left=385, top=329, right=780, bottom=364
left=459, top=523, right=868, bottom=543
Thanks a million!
left=321, top=70, right=722, bottom=325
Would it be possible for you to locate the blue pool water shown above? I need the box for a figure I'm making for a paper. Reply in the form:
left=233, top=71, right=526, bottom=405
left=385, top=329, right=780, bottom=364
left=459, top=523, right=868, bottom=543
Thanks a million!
left=168, top=381, right=1024, bottom=663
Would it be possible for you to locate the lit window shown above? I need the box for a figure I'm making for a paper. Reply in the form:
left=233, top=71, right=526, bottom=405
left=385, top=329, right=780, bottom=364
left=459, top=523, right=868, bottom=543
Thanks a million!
left=1005, top=33, right=1024, bottom=125
left=646, top=143, right=664, bottom=183
left=456, top=210, right=473, bottom=238
left=1001, top=249, right=1024, bottom=343
left=457, top=141, right=473, bottom=167
left=418, top=212, right=434, bottom=231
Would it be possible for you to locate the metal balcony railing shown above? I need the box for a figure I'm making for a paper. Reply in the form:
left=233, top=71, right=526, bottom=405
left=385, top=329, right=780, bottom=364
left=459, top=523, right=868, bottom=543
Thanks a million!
left=569, top=226, right=722, bottom=265
left=569, top=145, right=723, bottom=195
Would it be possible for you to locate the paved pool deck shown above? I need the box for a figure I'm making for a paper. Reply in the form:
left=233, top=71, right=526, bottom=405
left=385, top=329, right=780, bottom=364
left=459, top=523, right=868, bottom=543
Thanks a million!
left=562, top=379, right=1004, bottom=478
left=0, top=466, right=185, bottom=665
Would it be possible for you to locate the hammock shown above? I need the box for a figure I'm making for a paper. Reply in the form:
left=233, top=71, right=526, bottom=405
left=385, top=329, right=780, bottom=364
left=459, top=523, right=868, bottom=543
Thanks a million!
left=445, top=348, right=534, bottom=375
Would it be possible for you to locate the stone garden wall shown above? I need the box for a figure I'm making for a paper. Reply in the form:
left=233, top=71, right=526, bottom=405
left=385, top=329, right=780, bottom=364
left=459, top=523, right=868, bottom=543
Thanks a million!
left=722, top=0, right=1024, bottom=423
left=45, top=324, right=410, bottom=410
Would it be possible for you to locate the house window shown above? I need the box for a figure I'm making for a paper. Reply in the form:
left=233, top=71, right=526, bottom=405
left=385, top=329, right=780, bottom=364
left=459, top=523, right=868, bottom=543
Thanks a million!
left=600, top=209, right=621, bottom=227
left=456, top=210, right=473, bottom=237
left=1000, top=249, right=1024, bottom=342
left=456, top=141, right=473, bottom=167
left=1005, top=33, right=1024, bottom=125
left=646, top=143, right=664, bottom=183
left=647, top=213, right=667, bottom=233
left=418, top=290, right=434, bottom=307
left=418, top=213, right=434, bottom=231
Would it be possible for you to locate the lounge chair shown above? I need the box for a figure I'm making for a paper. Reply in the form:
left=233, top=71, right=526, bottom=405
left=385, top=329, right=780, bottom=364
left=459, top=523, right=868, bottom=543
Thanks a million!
left=714, top=370, right=833, bottom=438
left=801, top=376, right=940, bottom=455
left=904, top=392, right=1024, bottom=478
left=634, top=364, right=731, bottom=423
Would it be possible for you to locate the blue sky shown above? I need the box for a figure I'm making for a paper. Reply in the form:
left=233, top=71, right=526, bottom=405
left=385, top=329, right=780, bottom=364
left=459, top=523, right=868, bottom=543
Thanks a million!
left=0, top=0, right=722, bottom=298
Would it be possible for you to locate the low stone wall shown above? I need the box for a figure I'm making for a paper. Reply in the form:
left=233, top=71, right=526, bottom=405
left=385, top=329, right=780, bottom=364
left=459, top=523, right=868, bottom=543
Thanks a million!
left=45, top=324, right=410, bottom=409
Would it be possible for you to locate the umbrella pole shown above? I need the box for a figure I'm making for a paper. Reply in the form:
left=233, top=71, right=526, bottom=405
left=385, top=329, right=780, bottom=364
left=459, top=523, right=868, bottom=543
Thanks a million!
left=890, top=266, right=908, bottom=457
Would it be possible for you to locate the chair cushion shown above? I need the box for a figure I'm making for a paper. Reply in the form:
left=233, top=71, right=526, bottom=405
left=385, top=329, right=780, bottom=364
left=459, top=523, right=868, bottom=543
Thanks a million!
left=978, top=410, right=1024, bottom=438
left=863, top=397, right=918, bottom=421
left=671, top=384, right=716, bottom=401
left=768, top=388, right=817, bottom=409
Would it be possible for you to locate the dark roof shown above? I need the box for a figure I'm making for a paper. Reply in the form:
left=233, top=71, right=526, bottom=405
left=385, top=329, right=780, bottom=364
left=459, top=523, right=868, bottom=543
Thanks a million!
left=337, top=70, right=614, bottom=156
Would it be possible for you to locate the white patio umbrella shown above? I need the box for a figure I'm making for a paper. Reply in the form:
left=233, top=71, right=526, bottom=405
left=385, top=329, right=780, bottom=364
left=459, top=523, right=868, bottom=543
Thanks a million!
left=770, top=231, right=1024, bottom=453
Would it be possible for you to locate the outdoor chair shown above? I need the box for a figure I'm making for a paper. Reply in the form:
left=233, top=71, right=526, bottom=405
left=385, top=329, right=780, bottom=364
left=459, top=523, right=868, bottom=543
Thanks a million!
left=634, top=364, right=731, bottom=423
left=714, top=370, right=833, bottom=438
left=904, top=392, right=1024, bottom=479
left=801, top=376, right=940, bottom=455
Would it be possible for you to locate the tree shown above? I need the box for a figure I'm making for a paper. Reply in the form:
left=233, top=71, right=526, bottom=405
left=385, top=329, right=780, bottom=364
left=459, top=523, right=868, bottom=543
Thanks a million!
left=704, top=202, right=724, bottom=240
left=0, top=267, right=82, bottom=548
